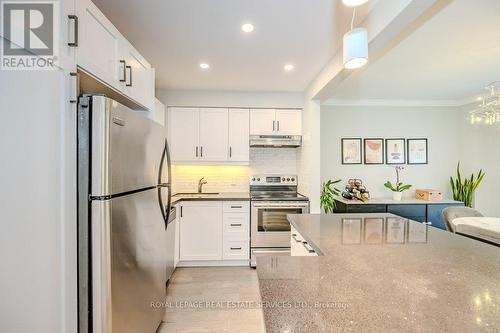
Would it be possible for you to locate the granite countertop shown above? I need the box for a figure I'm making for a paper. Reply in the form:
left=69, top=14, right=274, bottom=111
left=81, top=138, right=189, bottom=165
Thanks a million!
left=171, top=192, right=250, bottom=204
left=335, top=197, right=462, bottom=205
left=257, top=213, right=500, bottom=332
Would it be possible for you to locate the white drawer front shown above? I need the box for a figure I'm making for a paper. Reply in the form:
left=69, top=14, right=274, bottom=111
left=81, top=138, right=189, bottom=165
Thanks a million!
left=223, top=240, right=249, bottom=260
left=223, top=213, right=249, bottom=239
left=223, top=201, right=250, bottom=213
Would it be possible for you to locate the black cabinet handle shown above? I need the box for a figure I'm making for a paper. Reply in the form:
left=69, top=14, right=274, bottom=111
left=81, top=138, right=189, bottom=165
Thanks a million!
left=230, top=247, right=242, bottom=250
left=196, top=146, right=198, bottom=157
left=126, top=65, right=132, bottom=86
left=230, top=223, right=242, bottom=227
left=273, top=120, right=275, bottom=131
left=229, top=146, right=232, bottom=158
left=231, top=205, right=242, bottom=209
left=277, top=121, right=280, bottom=131
left=119, top=60, right=126, bottom=82
left=68, top=15, right=78, bottom=47
left=200, top=146, right=203, bottom=157
left=180, top=206, right=183, bottom=218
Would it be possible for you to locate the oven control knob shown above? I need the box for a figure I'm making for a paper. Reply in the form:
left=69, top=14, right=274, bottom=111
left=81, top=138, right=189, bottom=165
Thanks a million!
left=287, top=178, right=290, bottom=181
left=257, top=178, right=261, bottom=181
left=282, top=178, right=285, bottom=181
left=252, top=178, right=256, bottom=181
left=291, top=178, right=295, bottom=181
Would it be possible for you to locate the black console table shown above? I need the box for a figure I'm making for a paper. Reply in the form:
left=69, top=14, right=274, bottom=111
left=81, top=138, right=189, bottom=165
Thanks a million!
left=334, top=198, right=464, bottom=230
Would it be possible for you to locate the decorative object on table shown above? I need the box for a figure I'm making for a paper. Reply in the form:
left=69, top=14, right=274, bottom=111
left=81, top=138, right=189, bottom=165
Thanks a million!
left=341, top=138, right=362, bottom=164
left=385, top=138, right=406, bottom=164
left=342, top=218, right=362, bottom=244
left=469, top=81, right=500, bottom=125
left=384, top=166, right=412, bottom=201
left=415, top=189, right=442, bottom=201
left=407, top=138, right=428, bottom=164
left=449, top=162, right=485, bottom=208
left=342, top=178, right=370, bottom=201
left=386, top=217, right=406, bottom=244
left=364, top=138, right=384, bottom=164
left=364, top=218, right=384, bottom=244
left=320, top=179, right=342, bottom=214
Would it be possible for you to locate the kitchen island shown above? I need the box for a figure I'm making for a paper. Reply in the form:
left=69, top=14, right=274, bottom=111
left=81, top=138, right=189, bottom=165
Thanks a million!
left=257, top=213, right=500, bottom=332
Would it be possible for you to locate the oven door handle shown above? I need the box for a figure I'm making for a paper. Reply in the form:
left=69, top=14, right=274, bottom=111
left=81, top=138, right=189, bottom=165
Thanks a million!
left=252, top=203, right=309, bottom=208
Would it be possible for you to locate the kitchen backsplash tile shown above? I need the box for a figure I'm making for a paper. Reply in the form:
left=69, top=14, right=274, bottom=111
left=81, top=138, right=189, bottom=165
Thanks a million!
left=172, top=148, right=297, bottom=193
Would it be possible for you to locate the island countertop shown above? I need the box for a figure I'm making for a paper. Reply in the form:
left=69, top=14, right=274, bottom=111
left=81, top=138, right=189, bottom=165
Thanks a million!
left=257, top=213, right=500, bottom=332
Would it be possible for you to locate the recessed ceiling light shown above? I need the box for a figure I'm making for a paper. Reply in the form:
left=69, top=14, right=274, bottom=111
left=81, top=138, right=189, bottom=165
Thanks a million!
left=199, top=63, right=210, bottom=70
left=241, top=23, right=254, bottom=33
left=284, top=64, right=294, bottom=72
left=342, top=0, right=369, bottom=7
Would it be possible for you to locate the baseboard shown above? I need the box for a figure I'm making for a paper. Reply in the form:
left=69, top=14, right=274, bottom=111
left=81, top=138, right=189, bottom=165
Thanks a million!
left=177, top=260, right=250, bottom=267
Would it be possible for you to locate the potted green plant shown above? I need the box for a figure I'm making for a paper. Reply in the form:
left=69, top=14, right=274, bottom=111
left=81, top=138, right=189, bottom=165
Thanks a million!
left=384, top=166, right=412, bottom=201
left=450, top=162, right=485, bottom=207
left=320, top=179, right=342, bottom=214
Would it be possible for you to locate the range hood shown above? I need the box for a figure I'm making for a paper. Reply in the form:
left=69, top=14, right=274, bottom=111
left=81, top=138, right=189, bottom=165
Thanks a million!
left=249, top=135, right=302, bottom=148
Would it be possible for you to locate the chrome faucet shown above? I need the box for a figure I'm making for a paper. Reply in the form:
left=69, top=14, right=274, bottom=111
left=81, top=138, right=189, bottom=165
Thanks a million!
left=198, top=177, right=207, bottom=193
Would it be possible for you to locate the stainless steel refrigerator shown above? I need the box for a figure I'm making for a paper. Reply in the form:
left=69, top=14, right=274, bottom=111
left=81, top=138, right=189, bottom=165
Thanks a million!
left=77, top=95, right=173, bottom=333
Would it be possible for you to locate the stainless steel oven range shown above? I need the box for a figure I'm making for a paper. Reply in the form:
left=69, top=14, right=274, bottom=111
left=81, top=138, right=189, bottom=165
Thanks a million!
left=250, top=174, right=309, bottom=267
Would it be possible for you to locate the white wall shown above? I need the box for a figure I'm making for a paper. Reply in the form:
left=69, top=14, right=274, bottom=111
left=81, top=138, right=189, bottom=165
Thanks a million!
left=0, top=70, right=75, bottom=333
left=320, top=105, right=461, bottom=200
left=297, top=98, right=321, bottom=212
left=156, top=89, right=304, bottom=109
left=458, top=105, right=500, bottom=217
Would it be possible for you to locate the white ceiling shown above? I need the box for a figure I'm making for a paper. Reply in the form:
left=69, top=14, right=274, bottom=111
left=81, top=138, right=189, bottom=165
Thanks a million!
left=92, top=0, right=348, bottom=92
left=326, top=0, right=500, bottom=103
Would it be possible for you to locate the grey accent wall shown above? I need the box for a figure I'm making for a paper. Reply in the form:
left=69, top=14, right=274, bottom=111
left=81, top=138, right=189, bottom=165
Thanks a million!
left=320, top=105, right=461, bottom=200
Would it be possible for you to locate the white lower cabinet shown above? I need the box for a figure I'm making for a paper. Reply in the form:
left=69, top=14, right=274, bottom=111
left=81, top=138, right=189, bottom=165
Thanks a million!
left=179, top=201, right=223, bottom=261
left=178, top=200, right=250, bottom=265
left=290, top=226, right=318, bottom=256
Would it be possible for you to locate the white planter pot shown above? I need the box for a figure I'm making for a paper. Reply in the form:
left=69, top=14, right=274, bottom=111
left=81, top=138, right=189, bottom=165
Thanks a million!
left=392, top=191, right=403, bottom=201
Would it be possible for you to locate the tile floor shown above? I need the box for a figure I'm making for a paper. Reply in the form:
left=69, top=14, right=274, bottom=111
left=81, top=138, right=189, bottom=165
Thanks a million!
left=157, top=267, right=263, bottom=333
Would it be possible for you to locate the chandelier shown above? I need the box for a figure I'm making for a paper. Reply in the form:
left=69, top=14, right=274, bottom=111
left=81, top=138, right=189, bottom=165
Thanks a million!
left=470, top=82, right=500, bottom=125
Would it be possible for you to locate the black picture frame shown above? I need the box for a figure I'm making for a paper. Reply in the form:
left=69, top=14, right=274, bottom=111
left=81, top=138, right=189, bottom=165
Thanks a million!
left=385, top=138, right=406, bottom=165
left=407, top=138, right=428, bottom=165
left=363, top=138, right=384, bottom=164
left=341, top=138, right=362, bottom=164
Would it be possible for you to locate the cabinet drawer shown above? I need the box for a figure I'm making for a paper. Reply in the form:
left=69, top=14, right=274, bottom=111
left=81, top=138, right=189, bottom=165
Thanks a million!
left=223, top=213, right=249, bottom=239
left=223, top=201, right=250, bottom=213
left=347, top=204, right=386, bottom=213
left=223, top=240, right=249, bottom=260
left=388, top=204, right=426, bottom=218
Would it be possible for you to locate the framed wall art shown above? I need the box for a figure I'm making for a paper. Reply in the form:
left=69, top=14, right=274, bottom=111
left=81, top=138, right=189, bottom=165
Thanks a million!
left=407, top=138, right=428, bottom=164
left=385, top=139, right=406, bottom=164
left=341, top=138, right=362, bottom=164
left=364, top=218, right=384, bottom=244
left=364, top=138, right=384, bottom=164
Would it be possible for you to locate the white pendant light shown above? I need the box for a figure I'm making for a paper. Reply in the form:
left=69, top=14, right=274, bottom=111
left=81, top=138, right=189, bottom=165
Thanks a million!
left=342, top=0, right=369, bottom=7
left=343, top=8, right=368, bottom=69
left=343, top=27, right=368, bottom=69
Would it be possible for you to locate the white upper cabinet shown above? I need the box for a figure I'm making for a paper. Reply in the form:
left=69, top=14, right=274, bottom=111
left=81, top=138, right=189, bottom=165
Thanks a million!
left=74, top=0, right=155, bottom=110
left=199, top=108, right=229, bottom=161
left=275, top=109, right=302, bottom=135
left=119, top=40, right=155, bottom=110
left=169, top=108, right=199, bottom=162
left=76, top=0, right=122, bottom=89
left=250, top=109, right=276, bottom=135
left=250, top=109, right=302, bottom=135
left=228, top=109, right=250, bottom=162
